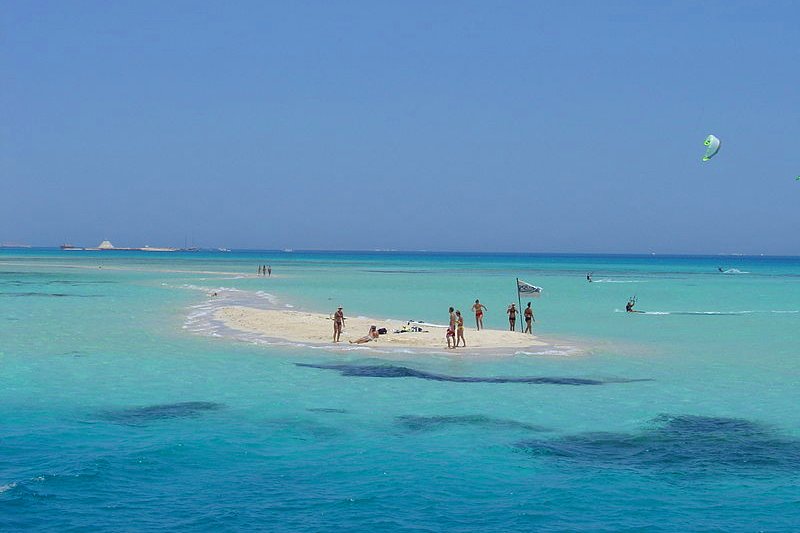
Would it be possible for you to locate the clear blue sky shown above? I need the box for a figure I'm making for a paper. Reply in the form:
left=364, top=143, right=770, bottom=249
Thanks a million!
left=2, top=1, right=798, bottom=253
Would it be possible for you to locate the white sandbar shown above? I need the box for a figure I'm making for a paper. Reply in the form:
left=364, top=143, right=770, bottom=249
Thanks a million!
left=215, top=306, right=547, bottom=351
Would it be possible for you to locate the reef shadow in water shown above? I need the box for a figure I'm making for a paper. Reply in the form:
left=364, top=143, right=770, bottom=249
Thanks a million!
left=99, top=401, right=224, bottom=424
left=517, top=414, right=800, bottom=474
left=306, top=408, right=349, bottom=414
left=296, top=363, right=651, bottom=386
left=397, top=414, right=548, bottom=433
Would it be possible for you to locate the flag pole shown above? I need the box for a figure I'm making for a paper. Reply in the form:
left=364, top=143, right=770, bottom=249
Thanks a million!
left=516, top=278, right=522, bottom=332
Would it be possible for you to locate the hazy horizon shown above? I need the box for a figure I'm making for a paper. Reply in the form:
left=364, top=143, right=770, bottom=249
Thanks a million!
left=3, top=1, right=798, bottom=255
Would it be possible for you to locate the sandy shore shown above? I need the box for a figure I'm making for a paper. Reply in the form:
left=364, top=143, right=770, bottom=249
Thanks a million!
left=215, top=306, right=547, bottom=350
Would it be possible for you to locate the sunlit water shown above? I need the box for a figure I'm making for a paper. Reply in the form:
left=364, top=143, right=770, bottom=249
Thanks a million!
left=2, top=249, right=799, bottom=531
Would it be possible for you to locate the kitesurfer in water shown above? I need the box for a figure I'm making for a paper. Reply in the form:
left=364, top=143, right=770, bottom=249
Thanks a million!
left=626, top=297, right=642, bottom=313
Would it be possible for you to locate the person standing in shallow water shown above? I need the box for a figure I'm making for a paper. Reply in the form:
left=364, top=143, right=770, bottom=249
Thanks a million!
left=332, top=306, right=345, bottom=342
left=524, top=302, right=535, bottom=334
left=267, top=265, right=272, bottom=277
left=472, top=299, right=487, bottom=330
left=507, top=303, right=517, bottom=331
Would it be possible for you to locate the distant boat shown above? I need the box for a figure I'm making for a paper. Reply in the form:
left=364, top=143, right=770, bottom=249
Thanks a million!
left=283, top=248, right=294, bottom=253
left=60, top=243, right=82, bottom=250
left=217, top=248, right=231, bottom=252
left=140, top=245, right=179, bottom=252
left=74, top=240, right=180, bottom=252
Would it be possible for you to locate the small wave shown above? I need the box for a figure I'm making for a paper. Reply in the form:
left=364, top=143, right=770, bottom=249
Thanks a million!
left=515, top=348, right=580, bottom=356
left=616, top=309, right=799, bottom=316
left=593, top=279, right=646, bottom=283
left=0, top=482, right=17, bottom=493
left=180, top=285, right=283, bottom=340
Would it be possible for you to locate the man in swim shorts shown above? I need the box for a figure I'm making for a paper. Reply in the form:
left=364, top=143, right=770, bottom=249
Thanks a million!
left=524, top=302, right=535, bottom=334
left=447, top=307, right=456, bottom=348
left=472, top=299, right=487, bottom=330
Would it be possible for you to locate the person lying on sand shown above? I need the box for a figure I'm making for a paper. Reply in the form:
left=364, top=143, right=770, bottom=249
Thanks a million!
left=350, top=325, right=379, bottom=344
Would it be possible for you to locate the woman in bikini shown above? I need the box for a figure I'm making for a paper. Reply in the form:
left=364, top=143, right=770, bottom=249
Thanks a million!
left=332, top=306, right=345, bottom=342
left=472, top=299, right=487, bottom=330
left=455, top=310, right=465, bottom=347
left=507, top=303, right=517, bottom=331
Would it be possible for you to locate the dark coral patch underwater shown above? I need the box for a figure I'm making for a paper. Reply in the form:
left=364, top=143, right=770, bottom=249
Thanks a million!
left=516, top=414, right=800, bottom=474
left=397, top=414, right=549, bottom=433
left=98, top=401, right=224, bottom=424
left=296, top=363, right=651, bottom=386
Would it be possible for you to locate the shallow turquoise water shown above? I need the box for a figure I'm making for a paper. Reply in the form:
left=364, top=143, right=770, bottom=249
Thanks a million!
left=2, top=250, right=799, bottom=531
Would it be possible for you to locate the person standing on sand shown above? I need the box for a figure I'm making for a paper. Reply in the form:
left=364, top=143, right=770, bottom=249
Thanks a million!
left=455, top=310, right=465, bottom=347
left=507, top=303, right=517, bottom=331
left=446, top=307, right=457, bottom=348
left=333, top=306, right=345, bottom=342
left=524, top=302, right=535, bottom=334
left=472, top=299, right=487, bottom=330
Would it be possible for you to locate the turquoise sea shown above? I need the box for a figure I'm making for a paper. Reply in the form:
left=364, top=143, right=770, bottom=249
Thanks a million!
left=2, top=249, right=799, bottom=531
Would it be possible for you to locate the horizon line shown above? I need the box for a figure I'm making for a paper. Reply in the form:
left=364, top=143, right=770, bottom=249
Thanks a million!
left=1, top=245, right=798, bottom=259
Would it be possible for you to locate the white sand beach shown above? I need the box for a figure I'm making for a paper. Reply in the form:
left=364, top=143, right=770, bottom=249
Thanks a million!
left=215, top=306, right=547, bottom=350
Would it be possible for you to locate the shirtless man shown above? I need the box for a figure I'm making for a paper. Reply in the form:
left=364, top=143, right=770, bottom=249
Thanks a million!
left=447, top=307, right=457, bottom=348
left=472, top=299, right=487, bottom=330
left=507, top=303, right=517, bottom=331
left=524, top=302, right=535, bottom=334
left=333, top=306, right=345, bottom=342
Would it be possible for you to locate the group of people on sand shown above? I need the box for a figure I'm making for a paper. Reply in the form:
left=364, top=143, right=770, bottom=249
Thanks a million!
left=446, top=307, right=466, bottom=348
left=501, top=302, right=535, bottom=333
left=446, top=299, right=535, bottom=349
left=331, top=306, right=380, bottom=345
left=257, top=265, right=271, bottom=277
left=331, top=298, right=536, bottom=348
